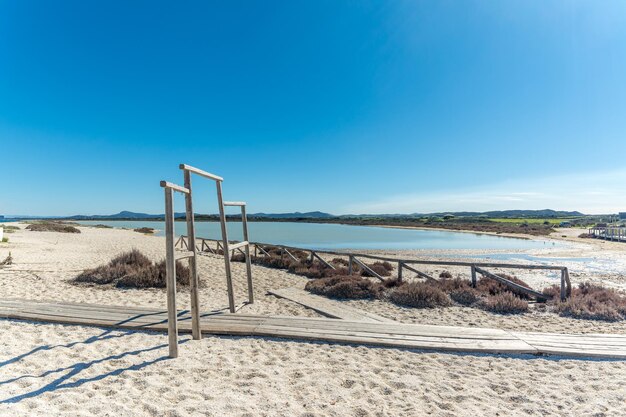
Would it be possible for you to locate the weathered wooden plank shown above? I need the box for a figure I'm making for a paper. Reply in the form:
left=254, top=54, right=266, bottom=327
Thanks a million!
left=352, top=257, right=383, bottom=281
left=179, top=164, right=223, bottom=182
left=474, top=266, right=549, bottom=301
left=3, top=299, right=626, bottom=358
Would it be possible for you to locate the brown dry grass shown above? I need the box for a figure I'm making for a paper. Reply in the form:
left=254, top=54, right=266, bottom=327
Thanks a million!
left=26, top=222, right=80, bottom=233
left=73, top=249, right=191, bottom=288
left=478, top=292, right=528, bottom=314
left=305, top=275, right=381, bottom=300
left=388, top=282, right=451, bottom=308
left=549, top=282, right=626, bottom=321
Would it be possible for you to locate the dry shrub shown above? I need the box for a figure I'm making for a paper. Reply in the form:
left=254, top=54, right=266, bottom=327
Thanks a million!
left=479, top=292, right=528, bottom=314
left=381, top=277, right=404, bottom=289
left=94, top=224, right=113, bottom=229
left=388, top=282, right=451, bottom=308
left=475, top=274, right=533, bottom=300
left=331, top=257, right=350, bottom=267
left=73, top=250, right=190, bottom=288
left=305, top=275, right=381, bottom=299
left=551, top=282, right=626, bottom=321
left=26, top=222, right=80, bottom=233
left=439, top=271, right=453, bottom=279
left=435, top=277, right=472, bottom=293
left=134, top=227, right=155, bottom=234
left=578, top=233, right=594, bottom=238
left=450, top=288, right=479, bottom=306
left=116, top=260, right=190, bottom=288
left=542, top=284, right=561, bottom=299
left=363, top=262, right=392, bottom=277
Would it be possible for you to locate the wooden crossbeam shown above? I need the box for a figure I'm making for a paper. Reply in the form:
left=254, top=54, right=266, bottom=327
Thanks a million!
left=474, top=266, right=550, bottom=301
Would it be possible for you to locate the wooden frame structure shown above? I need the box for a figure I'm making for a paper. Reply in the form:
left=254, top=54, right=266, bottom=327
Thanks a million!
left=176, top=236, right=572, bottom=302
left=161, top=164, right=254, bottom=358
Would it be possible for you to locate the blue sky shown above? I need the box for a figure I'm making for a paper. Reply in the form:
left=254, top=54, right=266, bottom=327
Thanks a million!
left=2, top=1, right=626, bottom=216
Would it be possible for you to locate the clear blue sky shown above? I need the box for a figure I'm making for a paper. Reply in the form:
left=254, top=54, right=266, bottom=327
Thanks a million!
left=2, top=1, right=626, bottom=216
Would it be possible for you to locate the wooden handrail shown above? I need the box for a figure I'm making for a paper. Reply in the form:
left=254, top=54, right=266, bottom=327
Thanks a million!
left=179, top=164, right=223, bottom=182
left=159, top=181, right=190, bottom=194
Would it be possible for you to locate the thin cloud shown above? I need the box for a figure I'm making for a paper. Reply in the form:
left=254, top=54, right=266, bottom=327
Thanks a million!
left=341, top=168, right=626, bottom=214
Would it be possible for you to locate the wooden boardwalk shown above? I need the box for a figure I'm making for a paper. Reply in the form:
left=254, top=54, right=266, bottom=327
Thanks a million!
left=1, top=299, right=626, bottom=358
left=268, top=287, right=394, bottom=323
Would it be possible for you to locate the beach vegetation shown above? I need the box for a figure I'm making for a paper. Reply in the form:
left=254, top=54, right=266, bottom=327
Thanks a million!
left=478, top=292, right=529, bottom=314
left=134, top=227, right=155, bottom=234
left=26, top=221, right=81, bottom=233
left=549, top=282, right=626, bottom=321
left=388, top=282, right=451, bottom=308
left=305, top=275, right=381, bottom=299
left=72, top=249, right=191, bottom=288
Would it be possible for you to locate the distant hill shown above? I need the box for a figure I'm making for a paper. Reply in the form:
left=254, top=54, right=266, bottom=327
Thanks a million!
left=61, top=209, right=584, bottom=221
left=67, top=211, right=186, bottom=220
left=424, top=209, right=584, bottom=218
left=250, top=211, right=334, bottom=219
left=65, top=210, right=334, bottom=220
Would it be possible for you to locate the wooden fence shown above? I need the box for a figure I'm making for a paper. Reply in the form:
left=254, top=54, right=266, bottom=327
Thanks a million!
left=175, top=236, right=572, bottom=301
left=588, top=227, right=626, bottom=243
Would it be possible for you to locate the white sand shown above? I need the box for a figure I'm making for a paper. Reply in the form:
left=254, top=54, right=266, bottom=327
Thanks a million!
left=1, top=224, right=626, bottom=416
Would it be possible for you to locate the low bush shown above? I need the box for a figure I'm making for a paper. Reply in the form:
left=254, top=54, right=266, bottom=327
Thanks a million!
left=26, top=222, right=80, bottom=233
left=450, top=288, right=479, bottom=306
left=305, top=275, right=381, bottom=299
left=363, top=262, right=393, bottom=277
left=72, top=249, right=191, bottom=288
left=551, top=282, right=626, bottom=321
left=439, top=271, right=453, bottom=279
left=578, top=233, right=594, bottom=238
left=479, top=292, right=528, bottom=314
left=94, top=224, right=113, bottom=229
left=2, top=225, right=20, bottom=233
left=388, top=282, right=451, bottom=308
left=435, top=277, right=472, bottom=293
left=1, top=237, right=7, bottom=243
left=134, top=227, right=155, bottom=234
left=475, top=274, right=533, bottom=300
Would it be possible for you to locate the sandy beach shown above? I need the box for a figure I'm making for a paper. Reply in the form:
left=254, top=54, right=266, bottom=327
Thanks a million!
left=1, top=224, right=625, bottom=416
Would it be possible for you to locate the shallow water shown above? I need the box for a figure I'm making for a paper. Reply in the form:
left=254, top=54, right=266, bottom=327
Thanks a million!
left=76, top=220, right=559, bottom=251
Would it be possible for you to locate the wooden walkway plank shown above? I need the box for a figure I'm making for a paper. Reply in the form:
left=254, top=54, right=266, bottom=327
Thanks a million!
left=1, top=299, right=626, bottom=358
left=267, top=287, right=394, bottom=323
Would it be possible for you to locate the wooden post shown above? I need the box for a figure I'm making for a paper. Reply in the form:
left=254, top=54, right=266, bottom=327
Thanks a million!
left=164, top=187, right=179, bottom=358
left=183, top=170, right=201, bottom=340
left=560, top=269, right=566, bottom=301
left=216, top=181, right=236, bottom=313
left=241, top=205, right=254, bottom=304
left=471, top=266, right=477, bottom=288
left=348, top=255, right=353, bottom=275
left=310, top=251, right=314, bottom=263
left=397, top=261, right=403, bottom=282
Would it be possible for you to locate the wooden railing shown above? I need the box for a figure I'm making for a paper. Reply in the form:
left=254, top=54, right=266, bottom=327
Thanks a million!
left=175, top=236, right=572, bottom=301
left=588, top=227, right=626, bottom=242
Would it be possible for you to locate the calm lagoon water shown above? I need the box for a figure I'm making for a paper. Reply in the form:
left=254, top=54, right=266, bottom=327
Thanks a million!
left=76, top=220, right=558, bottom=251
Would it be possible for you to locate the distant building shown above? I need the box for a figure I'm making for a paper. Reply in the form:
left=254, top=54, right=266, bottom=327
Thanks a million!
left=620, top=212, right=626, bottom=220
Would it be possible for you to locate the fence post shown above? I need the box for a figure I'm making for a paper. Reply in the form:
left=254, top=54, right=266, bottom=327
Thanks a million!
left=397, top=261, right=403, bottom=282
left=164, top=187, right=179, bottom=358
left=183, top=170, right=201, bottom=341
left=348, top=255, right=353, bottom=275
left=471, top=266, right=477, bottom=288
